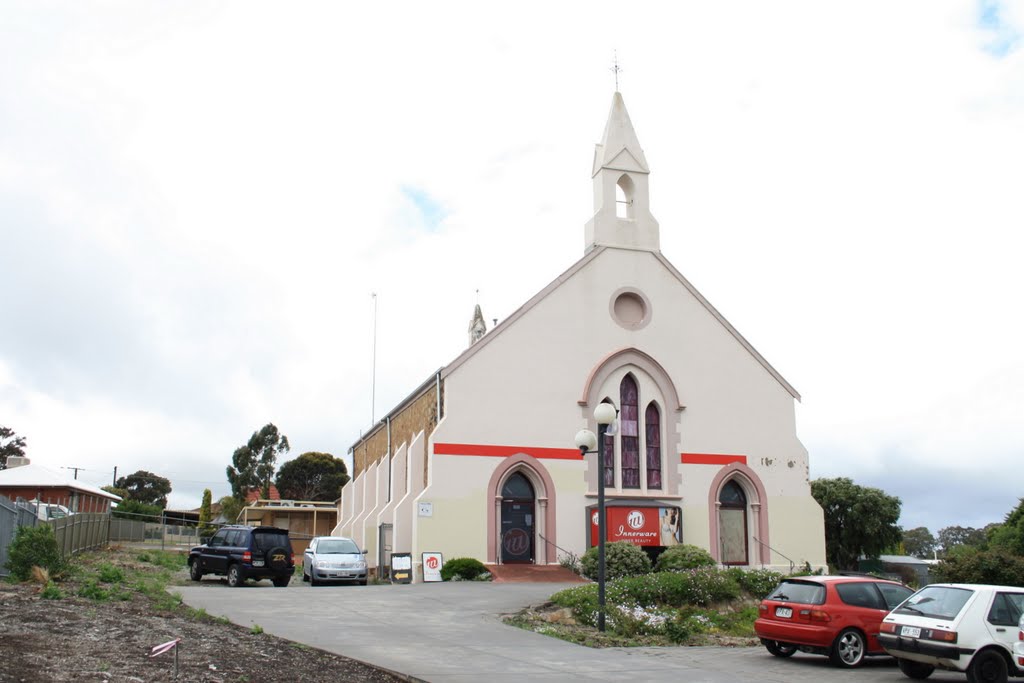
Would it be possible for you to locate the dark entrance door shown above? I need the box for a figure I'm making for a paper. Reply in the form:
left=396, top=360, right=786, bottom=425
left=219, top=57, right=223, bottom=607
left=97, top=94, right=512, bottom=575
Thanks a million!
left=500, top=472, right=535, bottom=564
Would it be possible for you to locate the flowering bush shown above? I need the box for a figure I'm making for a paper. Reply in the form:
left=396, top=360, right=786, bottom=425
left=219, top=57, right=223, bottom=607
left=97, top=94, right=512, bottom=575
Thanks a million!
left=726, top=567, right=783, bottom=599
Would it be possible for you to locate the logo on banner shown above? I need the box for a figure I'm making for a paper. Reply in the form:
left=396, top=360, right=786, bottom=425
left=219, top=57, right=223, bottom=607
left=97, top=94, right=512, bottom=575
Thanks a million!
left=425, top=555, right=440, bottom=570
left=592, top=511, right=600, bottom=526
left=503, top=528, right=529, bottom=555
left=626, top=510, right=645, bottom=530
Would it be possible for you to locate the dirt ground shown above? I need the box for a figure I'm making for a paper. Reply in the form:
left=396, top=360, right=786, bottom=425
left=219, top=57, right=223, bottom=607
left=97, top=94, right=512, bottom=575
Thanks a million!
left=0, top=546, right=407, bottom=683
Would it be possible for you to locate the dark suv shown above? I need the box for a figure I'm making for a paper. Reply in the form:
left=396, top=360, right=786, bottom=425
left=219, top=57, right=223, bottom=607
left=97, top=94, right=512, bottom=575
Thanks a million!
left=188, top=525, right=294, bottom=587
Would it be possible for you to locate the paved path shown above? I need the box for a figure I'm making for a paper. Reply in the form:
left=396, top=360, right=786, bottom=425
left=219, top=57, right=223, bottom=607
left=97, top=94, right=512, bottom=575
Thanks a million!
left=175, top=580, right=968, bottom=682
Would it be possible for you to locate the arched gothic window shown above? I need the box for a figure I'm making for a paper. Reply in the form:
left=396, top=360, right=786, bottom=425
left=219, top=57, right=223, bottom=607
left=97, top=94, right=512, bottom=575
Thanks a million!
left=601, top=398, right=615, bottom=487
left=620, top=375, right=640, bottom=488
left=615, top=174, right=635, bottom=218
left=718, top=480, right=749, bottom=566
left=597, top=375, right=665, bottom=492
left=645, top=403, right=662, bottom=489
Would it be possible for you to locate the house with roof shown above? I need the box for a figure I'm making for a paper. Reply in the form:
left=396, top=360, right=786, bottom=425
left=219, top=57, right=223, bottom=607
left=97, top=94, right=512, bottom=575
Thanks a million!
left=0, top=456, right=121, bottom=513
left=338, top=92, right=827, bottom=580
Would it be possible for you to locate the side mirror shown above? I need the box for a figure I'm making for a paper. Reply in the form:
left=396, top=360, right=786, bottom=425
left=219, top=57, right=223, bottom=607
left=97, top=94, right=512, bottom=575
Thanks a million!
left=362, top=549, right=368, bottom=555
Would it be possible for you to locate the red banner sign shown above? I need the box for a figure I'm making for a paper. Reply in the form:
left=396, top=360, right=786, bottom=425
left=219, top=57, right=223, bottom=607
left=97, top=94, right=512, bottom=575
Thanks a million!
left=589, top=506, right=680, bottom=547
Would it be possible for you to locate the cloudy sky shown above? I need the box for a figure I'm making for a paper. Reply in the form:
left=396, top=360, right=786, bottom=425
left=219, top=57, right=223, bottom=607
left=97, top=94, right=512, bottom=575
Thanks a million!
left=2, top=1, right=1021, bottom=537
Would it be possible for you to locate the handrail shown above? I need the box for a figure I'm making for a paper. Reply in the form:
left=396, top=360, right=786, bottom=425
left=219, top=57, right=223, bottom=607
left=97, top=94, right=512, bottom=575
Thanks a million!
left=537, top=531, right=580, bottom=568
left=753, top=536, right=795, bottom=574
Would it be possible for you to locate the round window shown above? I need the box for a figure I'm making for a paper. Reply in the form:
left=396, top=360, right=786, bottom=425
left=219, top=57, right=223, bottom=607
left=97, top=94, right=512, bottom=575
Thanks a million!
left=611, top=290, right=650, bottom=329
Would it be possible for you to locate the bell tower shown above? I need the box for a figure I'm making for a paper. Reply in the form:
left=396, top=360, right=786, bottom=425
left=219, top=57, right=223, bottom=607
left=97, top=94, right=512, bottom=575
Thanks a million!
left=584, top=92, right=660, bottom=253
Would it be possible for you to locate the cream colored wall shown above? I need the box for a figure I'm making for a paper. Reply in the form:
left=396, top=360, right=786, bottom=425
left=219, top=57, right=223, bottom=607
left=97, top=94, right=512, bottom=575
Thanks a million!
left=371, top=443, right=407, bottom=567
left=341, top=246, right=825, bottom=569
left=413, top=454, right=497, bottom=560
left=350, top=461, right=377, bottom=549
left=765, top=495, right=827, bottom=570
left=393, top=432, right=425, bottom=557
left=334, top=474, right=356, bottom=536
left=430, top=247, right=820, bottom=563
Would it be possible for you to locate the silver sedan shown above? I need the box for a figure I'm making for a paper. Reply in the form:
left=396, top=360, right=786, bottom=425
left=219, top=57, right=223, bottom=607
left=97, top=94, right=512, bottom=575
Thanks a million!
left=302, top=536, right=368, bottom=586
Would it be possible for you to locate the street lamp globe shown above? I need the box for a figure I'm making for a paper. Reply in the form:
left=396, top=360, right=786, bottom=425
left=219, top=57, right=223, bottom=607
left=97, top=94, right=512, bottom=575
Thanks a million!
left=575, top=429, right=597, bottom=453
left=594, top=402, right=617, bottom=425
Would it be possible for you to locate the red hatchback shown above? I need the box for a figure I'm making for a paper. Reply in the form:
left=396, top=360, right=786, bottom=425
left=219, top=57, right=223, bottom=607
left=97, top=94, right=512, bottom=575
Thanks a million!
left=754, top=576, right=914, bottom=668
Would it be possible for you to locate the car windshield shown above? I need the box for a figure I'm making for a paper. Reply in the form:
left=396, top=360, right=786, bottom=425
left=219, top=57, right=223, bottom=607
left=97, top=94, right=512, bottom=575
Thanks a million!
left=316, top=539, right=360, bottom=554
left=893, top=586, right=973, bottom=620
left=766, top=580, right=826, bottom=605
left=252, top=531, right=290, bottom=551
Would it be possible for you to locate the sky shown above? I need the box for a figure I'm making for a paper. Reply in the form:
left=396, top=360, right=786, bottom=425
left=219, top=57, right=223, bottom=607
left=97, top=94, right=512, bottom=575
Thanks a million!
left=1, top=1, right=1022, bottom=537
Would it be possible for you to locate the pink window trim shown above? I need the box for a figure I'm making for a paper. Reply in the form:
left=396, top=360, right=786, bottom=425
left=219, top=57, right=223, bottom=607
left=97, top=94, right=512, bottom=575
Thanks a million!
left=707, top=462, right=770, bottom=565
left=485, top=453, right=556, bottom=565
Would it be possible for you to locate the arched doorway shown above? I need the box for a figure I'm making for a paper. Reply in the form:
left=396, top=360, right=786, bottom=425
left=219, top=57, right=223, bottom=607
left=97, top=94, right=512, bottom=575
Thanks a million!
left=718, top=480, right=749, bottom=565
left=500, top=472, right=535, bottom=563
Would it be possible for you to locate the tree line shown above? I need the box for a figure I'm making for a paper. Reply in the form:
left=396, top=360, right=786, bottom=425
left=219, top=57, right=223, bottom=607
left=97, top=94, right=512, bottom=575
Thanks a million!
left=2, top=422, right=349, bottom=526
left=812, top=476, right=1024, bottom=585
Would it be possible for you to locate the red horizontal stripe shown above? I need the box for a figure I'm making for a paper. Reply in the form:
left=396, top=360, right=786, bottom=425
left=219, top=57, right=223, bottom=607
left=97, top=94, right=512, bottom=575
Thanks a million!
left=680, top=453, right=747, bottom=465
left=434, top=443, right=583, bottom=460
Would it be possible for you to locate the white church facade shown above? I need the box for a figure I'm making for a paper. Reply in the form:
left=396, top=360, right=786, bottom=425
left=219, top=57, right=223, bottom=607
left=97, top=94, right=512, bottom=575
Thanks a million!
left=336, top=92, right=827, bottom=580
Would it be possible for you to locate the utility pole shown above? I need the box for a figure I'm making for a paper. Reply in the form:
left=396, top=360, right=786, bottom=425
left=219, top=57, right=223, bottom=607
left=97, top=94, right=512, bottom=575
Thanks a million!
left=62, top=466, right=84, bottom=480
left=112, top=466, right=118, bottom=487
left=371, top=292, right=378, bottom=424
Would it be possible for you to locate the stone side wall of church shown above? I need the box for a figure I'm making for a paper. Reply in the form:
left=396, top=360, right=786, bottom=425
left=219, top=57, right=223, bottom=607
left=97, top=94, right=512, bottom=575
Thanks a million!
left=351, top=383, right=441, bottom=487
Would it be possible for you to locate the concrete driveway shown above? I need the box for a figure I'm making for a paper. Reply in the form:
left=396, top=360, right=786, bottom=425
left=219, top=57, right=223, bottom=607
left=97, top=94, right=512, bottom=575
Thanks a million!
left=175, top=580, right=971, bottom=683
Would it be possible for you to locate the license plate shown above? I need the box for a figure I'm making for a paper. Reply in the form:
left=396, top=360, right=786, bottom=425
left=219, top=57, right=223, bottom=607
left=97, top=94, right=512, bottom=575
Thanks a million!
left=900, top=626, right=921, bottom=638
left=252, top=560, right=264, bottom=567
left=775, top=607, right=793, bottom=618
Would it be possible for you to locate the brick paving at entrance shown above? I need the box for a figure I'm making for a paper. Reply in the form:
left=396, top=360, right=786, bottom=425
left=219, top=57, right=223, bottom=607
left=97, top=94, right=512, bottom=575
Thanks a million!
left=486, top=564, right=587, bottom=583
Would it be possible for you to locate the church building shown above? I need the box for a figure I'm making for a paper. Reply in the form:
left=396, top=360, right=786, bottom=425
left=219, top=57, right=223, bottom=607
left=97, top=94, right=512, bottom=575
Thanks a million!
left=337, top=92, right=826, bottom=580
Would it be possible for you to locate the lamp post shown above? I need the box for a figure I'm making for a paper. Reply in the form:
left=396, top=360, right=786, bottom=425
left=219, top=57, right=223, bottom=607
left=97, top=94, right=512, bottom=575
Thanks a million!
left=575, top=402, right=618, bottom=632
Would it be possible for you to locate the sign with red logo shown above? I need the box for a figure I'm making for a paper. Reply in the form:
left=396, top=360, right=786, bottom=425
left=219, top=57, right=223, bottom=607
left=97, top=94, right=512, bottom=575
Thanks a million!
left=589, top=506, right=681, bottom=547
left=422, top=552, right=444, bottom=582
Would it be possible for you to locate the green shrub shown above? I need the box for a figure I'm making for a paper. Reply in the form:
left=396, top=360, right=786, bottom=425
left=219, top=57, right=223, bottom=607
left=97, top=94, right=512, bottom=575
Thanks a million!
left=78, top=578, right=111, bottom=601
left=4, top=525, right=64, bottom=581
left=663, top=613, right=692, bottom=643
left=97, top=563, right=125, bottom=584
left=40, top=582, right=63, bottom=600
left=932, top=546, right=1024, bottom=585
left=551, top=584, right=600, bottom=624
left=558, top=550, right=581, bottom=575
left=439, top=557, right=490, bottom=581
left=725, top=567, right=784, bottom=599
left=581, top=542, right=651, bottom=580
left=655, top=544, right=716, bottom=572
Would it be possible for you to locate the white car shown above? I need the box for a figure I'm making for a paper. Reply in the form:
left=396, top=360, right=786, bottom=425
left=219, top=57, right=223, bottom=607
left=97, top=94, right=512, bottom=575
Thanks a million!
left=302, top=536, right=368, bottom=586
left=879, top=583, right=1024, bottom=682
left=1015, top=613, right=1024, bottom=672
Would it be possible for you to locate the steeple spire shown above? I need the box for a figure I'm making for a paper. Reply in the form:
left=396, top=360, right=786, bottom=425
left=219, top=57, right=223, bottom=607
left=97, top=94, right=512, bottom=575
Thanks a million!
left=468, top=303, right=487, bottom=346
left=584, top=92, right=659, bottom=253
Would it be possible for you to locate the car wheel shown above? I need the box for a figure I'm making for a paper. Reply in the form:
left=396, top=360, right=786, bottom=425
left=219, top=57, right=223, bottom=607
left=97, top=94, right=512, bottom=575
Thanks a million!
left=302, top=569, right=309, bottom=582
left=227, top=564, right=244, bottom=588
left=966, top=649, right=1008, bottom=683
left=829, top=628, right=866, bottom=668
left=310, top=573, right=319, bottom=587
left=272, top=576, right=290, bottom=588
left=765, top=640, right=797, bottom=658
left=358, top=578, right=368, bottom=586
left=266, top=546, right=290, bottom=571
left=189, top=560, right=203, bottom=582
left=898, top=658, right=935, bottom=680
